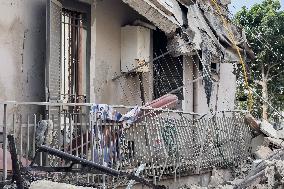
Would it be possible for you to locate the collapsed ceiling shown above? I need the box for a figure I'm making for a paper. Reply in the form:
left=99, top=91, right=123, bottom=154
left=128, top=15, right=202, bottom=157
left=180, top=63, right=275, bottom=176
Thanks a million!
left=122, top=0, right=255, bottom=63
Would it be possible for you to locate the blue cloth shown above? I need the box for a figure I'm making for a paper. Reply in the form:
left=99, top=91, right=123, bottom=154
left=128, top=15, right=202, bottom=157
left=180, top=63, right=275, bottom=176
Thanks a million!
left=91, top=104, right=141, bottom=125
left=91, top=104, right=122, bottom=121
left=90, top=104, right=141, bottom=166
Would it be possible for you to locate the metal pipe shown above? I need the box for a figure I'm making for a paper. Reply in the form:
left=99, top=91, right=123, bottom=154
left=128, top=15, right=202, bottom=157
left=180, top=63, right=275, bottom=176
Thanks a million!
left=3, top=104, right=7, bottom=180
left=7, top=135, right=24, bottom=189
left=36, top=145, right=166, bottom=189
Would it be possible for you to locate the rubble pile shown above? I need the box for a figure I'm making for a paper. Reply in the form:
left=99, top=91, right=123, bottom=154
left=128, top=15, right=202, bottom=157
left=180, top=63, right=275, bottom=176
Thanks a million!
left=29, top=180, right=94, bottom=189
left=179, top=115, right=284, bottom=189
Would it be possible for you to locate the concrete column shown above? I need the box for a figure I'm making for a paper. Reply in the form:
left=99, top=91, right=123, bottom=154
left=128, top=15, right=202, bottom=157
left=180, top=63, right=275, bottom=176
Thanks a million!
left=182, top=56, right=194, bottom=112
left=193, top=56, right=211, bottom=114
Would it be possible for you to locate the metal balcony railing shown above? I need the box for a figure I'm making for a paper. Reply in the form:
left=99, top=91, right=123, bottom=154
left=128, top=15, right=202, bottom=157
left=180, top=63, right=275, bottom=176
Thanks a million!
left=0, top=101, right=251, bottom=187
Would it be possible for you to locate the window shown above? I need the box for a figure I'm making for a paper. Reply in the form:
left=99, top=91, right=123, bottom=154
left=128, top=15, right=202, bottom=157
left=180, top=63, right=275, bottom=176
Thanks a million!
left=46, top=0, right=90, bottom=115
left=153, top=30, right=184, bottom=103
left=61, top=9, right=87, bottom=104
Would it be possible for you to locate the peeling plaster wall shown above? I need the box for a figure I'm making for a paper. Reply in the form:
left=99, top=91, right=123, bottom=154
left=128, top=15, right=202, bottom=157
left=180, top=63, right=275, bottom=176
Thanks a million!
left=0, top=0, right=46, bottom=128
left=92, top=0, right=153, bottom=105
left=0, top=0, right=46, bottom=102
left=194, top=63, right=236, bottom=114
left=182, top=56, right=236, bottom=114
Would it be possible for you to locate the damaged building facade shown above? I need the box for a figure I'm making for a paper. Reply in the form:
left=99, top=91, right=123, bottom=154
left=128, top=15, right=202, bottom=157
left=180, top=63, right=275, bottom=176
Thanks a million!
left=0, top=0, right=261, bottom=188
left=0, top=0, right=253, bottom=113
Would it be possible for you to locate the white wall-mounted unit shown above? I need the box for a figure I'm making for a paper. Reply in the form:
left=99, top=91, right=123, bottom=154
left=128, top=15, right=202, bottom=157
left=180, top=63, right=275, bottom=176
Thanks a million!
left=121, top=25, right=151, bottom=73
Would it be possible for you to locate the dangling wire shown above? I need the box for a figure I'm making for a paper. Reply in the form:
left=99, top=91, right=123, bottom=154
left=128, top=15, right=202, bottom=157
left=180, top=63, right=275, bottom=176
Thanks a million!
left=210, top=0, right=253, bottom=112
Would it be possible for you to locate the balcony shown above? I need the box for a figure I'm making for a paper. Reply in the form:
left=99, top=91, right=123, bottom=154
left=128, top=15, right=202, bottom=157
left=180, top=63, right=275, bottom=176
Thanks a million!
left=0, top=101, right=251, bottom=187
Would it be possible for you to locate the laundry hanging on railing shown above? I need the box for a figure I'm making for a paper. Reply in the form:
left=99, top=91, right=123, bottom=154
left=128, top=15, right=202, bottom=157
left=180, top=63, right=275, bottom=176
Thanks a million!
left=120, top=106, right=141, bottom=127
left=91, top=104, right=123, bottom=122
left=92, top=123, right=121, bottom=167
left=91, top=104, right=141, bottom=126
left=90, top=94, right=178, bottom=126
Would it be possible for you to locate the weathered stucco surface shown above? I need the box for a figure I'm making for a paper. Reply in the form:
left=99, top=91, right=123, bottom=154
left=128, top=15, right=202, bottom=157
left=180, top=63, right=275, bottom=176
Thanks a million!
left=92, top=0, right=153, bottom=105
left=0, top=0, right=46, bottom=128
left=0, top=0, right=46, bottom=102
left=0, top=0, right=242, bottom=114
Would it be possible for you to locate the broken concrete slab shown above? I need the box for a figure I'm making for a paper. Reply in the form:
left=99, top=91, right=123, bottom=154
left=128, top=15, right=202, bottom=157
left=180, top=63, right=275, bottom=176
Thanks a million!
left=209, top=168, right=233, bottom=187
left=254, top=146, right=273, bottom=160
left=251, top=134, right=265, bottom=153
left=122, top=0, right=180, bottom=34
left=260, top=120, right=278, bottom=139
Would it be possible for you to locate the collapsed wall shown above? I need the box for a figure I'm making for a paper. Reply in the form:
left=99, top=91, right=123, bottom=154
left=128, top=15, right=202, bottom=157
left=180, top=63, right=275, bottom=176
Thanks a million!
left=122, top=0, right=254, bottom=113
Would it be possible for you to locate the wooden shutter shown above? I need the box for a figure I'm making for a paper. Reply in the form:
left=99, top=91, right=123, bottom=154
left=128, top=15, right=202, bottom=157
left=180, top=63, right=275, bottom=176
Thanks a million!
left=46, top=0, right=62, bottom=136
left=46, top=0, right=62, bottom=102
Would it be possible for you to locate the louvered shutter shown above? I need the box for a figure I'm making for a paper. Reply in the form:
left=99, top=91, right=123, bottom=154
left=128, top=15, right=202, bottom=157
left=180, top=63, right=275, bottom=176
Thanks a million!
left=46, top=0, right=62, bottom=103
left=46, top=0, right=62, bottom=131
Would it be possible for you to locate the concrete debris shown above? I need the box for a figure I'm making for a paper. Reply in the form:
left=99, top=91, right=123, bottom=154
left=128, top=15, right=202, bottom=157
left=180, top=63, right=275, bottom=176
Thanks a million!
left=178, top=116, right=284, bottom=189
left=167, top=33, right=195, bottom=56
left=260, top=119, right=279, bottom=139
left=208, top=169, right=232, bottom=187
left=251, top=159, right=263, bottom=170
left=29, top=180, right=94, bottom=189
left=251, top=134, right=265, bottom=153
left=278, top=129, right=284, bottom=139
left=254, top=146, right=273, bottom=159
left=179, top=153, right=284, bottom=189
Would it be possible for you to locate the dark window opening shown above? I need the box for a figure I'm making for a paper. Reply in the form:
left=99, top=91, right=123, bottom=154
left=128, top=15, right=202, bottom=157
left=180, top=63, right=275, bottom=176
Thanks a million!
left=153, top=29, right=183, bottom=102
left=211, top=63, right=217, bottom=70
left=198, top=61, right=219, bottom=73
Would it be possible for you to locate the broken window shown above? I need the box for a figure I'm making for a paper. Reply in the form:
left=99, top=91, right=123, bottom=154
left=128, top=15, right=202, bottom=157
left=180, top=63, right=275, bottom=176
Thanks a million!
left=153, top=30, right=184, bottom=104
